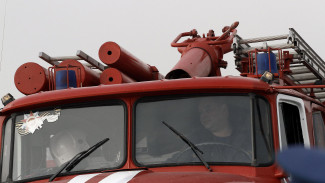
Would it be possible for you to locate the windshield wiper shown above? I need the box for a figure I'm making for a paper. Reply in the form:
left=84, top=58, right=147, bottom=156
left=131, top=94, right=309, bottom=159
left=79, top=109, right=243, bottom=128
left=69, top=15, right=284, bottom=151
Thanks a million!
left=49, top=137, right=110, bottom=182
left=162, top=121, right=212, bottom=172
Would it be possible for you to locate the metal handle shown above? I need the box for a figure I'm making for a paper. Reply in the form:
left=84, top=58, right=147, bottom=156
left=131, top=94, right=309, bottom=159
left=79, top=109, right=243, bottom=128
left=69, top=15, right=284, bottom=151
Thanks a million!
left=171, top=21, right=239, bottom=47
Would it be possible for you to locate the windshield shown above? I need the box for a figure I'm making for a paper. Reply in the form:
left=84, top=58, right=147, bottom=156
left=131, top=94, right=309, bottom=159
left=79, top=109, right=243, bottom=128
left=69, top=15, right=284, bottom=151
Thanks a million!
left=135, top=95, right=273, bottom=166
left=2, top=101, right=125, bottom=181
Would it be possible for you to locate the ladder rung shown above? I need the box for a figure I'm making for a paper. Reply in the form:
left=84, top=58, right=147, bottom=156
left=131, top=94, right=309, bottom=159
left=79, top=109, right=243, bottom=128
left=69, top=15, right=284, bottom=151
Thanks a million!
left=291, top=73, right=317, bottom=81
left=39, top=51, right=105, bottom=71
left=237, top=43, right=295, bottom=54
left=295, top=79, right=318, bottom=85
left=238, top=34, right=289, bottom=44
left=76, top=50, right=105, bottom=71
left=289, top=64, right=305, bottom=68
left=290, top=67, right=310, bottom=74
left=291, top=59, right=304, bottom=64
left=314, top=93, right=325, bottom=99
left=305, top=88, right=325, bottom=93
left=39, top=52, right=62, bottom=65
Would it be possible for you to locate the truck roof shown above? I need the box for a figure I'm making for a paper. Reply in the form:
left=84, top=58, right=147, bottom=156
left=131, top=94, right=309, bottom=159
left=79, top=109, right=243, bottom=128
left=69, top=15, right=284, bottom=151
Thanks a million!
left=2, top=76, right=271, bottom=113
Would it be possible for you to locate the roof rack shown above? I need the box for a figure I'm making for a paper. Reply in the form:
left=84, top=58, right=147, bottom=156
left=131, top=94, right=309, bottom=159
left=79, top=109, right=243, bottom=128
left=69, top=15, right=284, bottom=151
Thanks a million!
left=233, top=29, right=325, bottom=102
left=39, top=50, right=106, bottom=71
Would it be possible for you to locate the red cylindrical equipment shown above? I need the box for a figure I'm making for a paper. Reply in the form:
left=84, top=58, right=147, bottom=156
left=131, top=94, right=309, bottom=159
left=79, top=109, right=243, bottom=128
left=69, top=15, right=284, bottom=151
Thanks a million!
left=14, top=62, right=49, bottom=95
left=100, top=68, right=135, bottom=85
left=57, top=59, right=100, bottom=87
left=166, top=48, right=212, bottom=79
left=98, top=42, right=160, bottom=81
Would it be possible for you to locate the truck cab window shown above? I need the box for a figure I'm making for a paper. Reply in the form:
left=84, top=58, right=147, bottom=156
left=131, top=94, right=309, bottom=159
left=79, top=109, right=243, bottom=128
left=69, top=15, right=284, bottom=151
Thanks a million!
left=1, top=101, right=126, bottom=182
left=135, top=95, right=273, bottom=167
left=277, top=94, right=309, bottom=149
left=312, top=112, right=325, bottom=148
left=281, top=103, right=304, bottom=145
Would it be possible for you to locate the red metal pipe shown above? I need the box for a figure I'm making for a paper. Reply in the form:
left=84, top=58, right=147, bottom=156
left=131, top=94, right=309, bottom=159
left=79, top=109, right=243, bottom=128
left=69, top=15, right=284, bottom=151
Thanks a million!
left=14, top=62, right=49, bottom=95
left=171, top=22, right=238, bottom=48
left=171, top=29, right=198, bottom=47
left=216, top=21, right=239, bottom=41
left=171, top=37, right=237, bottom=47
left=100, top=68, right=135, bottom=85
left=99, top=42, right=163, bottom=81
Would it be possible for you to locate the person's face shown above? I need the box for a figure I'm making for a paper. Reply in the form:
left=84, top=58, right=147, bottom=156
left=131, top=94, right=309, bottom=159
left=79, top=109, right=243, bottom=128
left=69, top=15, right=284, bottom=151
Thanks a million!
left=198, top=98, right=229, bottom=132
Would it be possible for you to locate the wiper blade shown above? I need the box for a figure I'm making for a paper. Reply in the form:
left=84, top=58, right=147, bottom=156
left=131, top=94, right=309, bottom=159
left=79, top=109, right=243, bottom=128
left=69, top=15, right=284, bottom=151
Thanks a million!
left=162, top=121, right=212, bottom=172
left=49, top=137, right=109, bottom=182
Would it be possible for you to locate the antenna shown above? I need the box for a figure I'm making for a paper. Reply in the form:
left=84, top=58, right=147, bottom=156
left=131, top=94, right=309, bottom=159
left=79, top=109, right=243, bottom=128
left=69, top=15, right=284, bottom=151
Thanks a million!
left=0, top=0, right=8, bottom=71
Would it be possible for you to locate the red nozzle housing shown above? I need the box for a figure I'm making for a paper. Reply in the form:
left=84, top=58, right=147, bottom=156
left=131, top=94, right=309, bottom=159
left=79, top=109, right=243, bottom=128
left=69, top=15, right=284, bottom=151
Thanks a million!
left=167, top=22, right=238, bottom=79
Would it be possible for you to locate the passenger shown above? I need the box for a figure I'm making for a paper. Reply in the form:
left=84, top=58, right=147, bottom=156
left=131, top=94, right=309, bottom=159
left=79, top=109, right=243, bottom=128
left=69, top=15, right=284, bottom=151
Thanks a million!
left=49, top=129, right=90, bottom=167
left=50, top=129, right=115, bottom=170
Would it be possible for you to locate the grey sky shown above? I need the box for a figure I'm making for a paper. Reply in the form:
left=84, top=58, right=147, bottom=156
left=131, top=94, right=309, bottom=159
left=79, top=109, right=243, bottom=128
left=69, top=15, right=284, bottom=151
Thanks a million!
left=0, top=0, right=325, bottom=107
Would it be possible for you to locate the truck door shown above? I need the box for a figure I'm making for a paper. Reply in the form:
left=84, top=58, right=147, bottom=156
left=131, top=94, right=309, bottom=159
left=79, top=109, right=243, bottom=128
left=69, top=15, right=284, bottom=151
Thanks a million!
left=312, top=111, right=325, bottom=148
left=277, top=94, right=310, bottom=149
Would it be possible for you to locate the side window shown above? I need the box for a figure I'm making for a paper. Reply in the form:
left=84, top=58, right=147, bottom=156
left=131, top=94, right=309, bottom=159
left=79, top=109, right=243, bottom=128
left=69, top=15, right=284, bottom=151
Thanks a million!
left=277, top=94, right=309, bottom=149
left=281, top=103, right=303, bottom=145
left=1, top=118, right=12, bottom=182
left=312, top=112, right=325, bottom=148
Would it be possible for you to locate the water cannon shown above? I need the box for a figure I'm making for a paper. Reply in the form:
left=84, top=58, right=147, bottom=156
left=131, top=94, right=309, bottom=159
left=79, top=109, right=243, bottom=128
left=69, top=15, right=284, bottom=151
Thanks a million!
left=166, top=21, right=239, bottom=79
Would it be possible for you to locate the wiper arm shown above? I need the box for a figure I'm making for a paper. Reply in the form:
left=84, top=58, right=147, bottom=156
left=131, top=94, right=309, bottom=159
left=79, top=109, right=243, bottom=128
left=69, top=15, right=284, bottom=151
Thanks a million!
left=49, top=137, right=110, bottom=182
left=162, top=121, right=212, bottom=172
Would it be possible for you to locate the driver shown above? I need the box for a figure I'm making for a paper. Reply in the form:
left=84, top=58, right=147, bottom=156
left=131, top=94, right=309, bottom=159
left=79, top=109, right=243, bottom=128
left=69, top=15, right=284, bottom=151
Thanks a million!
left=194, top=97, right=251, bottom=162
left=198, top=98, right=232, bottom=139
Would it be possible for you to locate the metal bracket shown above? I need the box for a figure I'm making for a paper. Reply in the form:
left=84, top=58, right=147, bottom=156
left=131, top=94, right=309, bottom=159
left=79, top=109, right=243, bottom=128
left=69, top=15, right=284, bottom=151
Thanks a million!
left=76, top=50, right=105, bottom=71
left=39, top=51, right=106, bottom=71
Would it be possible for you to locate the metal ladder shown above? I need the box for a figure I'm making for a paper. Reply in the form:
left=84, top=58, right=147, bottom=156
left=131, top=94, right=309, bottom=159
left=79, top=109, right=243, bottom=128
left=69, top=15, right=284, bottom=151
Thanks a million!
left=233, top=28, right=325, bottom=102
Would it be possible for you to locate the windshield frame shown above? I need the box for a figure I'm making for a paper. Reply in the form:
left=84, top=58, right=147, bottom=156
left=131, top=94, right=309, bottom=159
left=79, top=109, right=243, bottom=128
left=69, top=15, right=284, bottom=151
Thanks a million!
left=0, top=116, right=14, bottom=182
left=1, top=99, right=128, bottom=183
left=132, top=93, right=274, bottom=168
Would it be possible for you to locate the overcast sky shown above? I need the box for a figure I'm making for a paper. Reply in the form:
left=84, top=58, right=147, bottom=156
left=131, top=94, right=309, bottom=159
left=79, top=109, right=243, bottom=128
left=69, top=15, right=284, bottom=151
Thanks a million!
left=0, top=0, right=325, bottom=107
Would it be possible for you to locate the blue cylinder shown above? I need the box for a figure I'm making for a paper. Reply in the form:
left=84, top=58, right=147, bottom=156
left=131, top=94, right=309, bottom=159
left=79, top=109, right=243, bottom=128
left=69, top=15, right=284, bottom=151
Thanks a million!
left=55, top=70, right=77, bottom=90
left=257, top=52, right=278, bottom=74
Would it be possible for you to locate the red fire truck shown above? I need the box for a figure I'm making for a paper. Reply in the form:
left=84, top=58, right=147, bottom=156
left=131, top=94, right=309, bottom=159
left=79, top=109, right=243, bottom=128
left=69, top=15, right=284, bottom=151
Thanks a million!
left=1, top=22, right=325, bottom=182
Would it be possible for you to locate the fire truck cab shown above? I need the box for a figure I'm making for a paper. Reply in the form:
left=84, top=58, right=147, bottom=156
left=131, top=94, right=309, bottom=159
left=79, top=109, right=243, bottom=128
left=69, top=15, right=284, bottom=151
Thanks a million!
left=1, top=22, right=325, bottom=183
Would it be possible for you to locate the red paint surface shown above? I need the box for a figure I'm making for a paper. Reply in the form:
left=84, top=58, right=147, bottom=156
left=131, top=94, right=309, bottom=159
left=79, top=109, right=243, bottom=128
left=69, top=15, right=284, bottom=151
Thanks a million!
left=98, top=42, right=160, bottom=81
left=2, top=77, right=271, bottom=113
left=100, top=68, right=135, bottom=85
left=14, top=62, right=49, bottom=95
